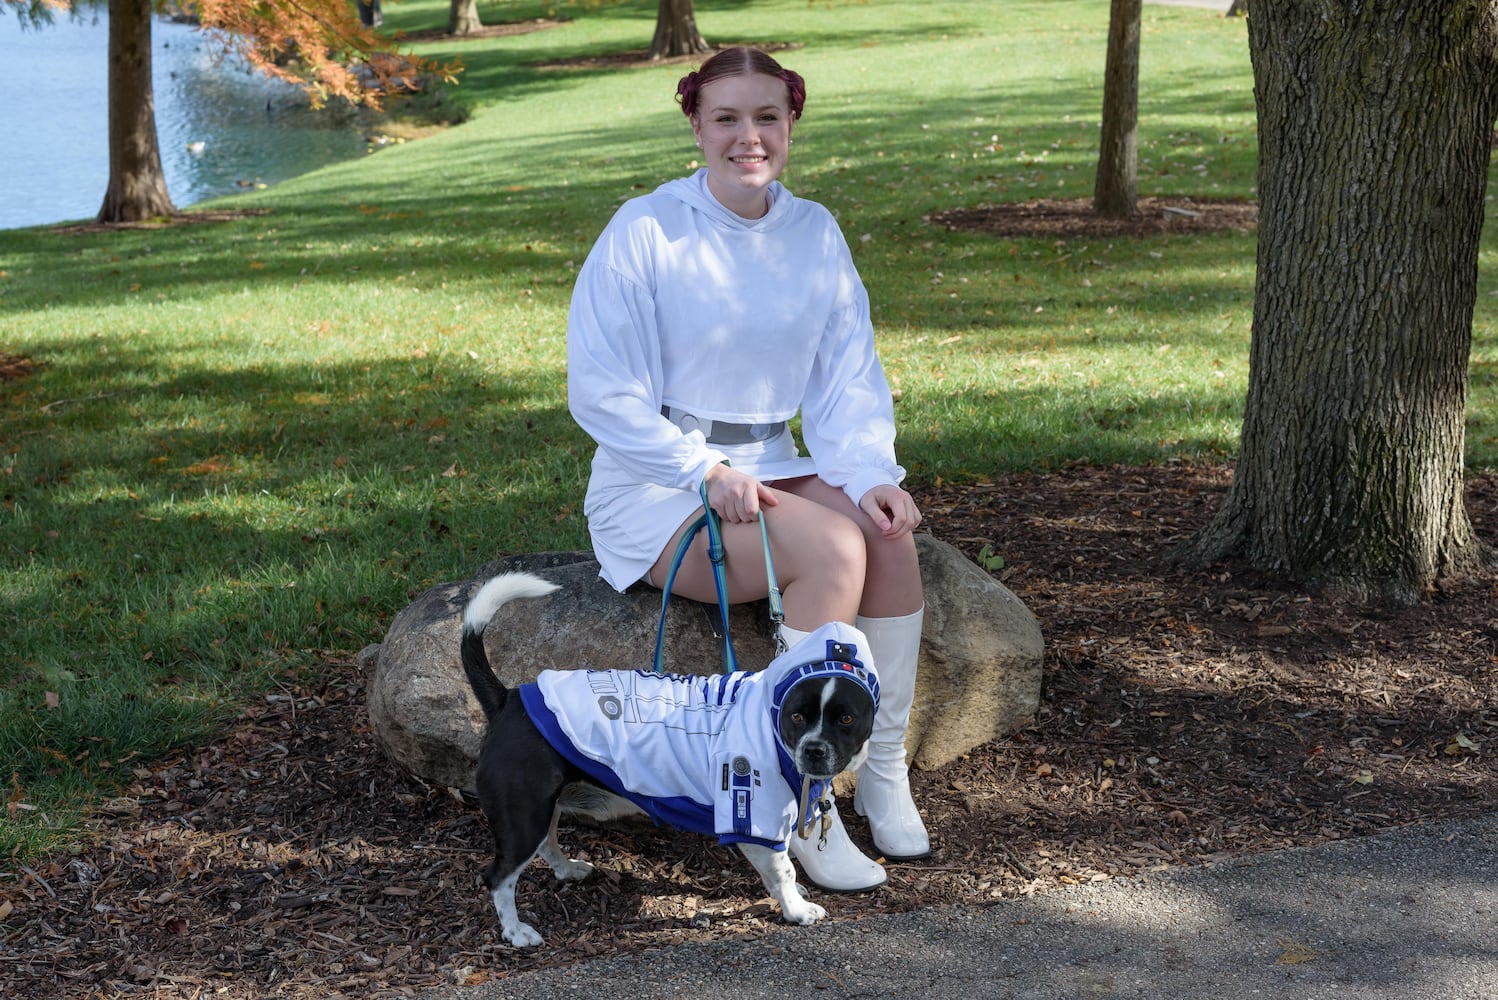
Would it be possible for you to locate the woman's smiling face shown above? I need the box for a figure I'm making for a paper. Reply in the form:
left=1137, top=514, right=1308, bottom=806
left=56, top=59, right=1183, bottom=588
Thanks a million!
left=691, top=72, right=795, bottom=220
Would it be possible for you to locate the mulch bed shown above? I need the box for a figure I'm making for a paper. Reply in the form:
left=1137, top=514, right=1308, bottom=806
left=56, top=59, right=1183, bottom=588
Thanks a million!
left=399, top=17, right=570, bottom=45
left=931, top=196, right=1258, bottom=239
left=4, top=463, right=1496, bottom=998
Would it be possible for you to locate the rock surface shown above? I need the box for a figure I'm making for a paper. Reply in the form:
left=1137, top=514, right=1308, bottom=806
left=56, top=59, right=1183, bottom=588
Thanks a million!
left=362, top=536, right=1043, bottom=792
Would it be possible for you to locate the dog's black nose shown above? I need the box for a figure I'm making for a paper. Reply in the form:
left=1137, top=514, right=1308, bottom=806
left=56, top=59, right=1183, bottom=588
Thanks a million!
left=802, top=743, right=831, bottom=766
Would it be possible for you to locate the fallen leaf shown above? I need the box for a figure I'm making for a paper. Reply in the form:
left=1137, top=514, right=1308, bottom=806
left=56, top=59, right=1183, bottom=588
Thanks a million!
left=1445, top=733, right=1479, bottom=755
left=1277, top=938, right=1318, bottom=964
left=45, top=690, right=59, bottom=710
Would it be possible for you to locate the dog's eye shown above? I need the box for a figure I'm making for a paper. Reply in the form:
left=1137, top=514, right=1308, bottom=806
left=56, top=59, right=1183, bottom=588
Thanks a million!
left=790, top=712, right=805, bottom=723
left=839, top=714, right=854, bottom=726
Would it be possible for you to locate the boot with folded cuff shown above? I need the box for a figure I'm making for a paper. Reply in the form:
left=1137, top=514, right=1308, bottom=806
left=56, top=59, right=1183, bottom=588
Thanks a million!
left=851, top=608, right=931, bottom=860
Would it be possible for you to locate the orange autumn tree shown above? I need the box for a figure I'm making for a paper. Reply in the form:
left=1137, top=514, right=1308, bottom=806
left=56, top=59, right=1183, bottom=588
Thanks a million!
left=5, top=0, right=455, bottom=223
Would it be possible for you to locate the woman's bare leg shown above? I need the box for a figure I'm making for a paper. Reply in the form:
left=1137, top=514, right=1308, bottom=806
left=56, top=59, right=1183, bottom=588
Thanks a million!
left=775, top=477, right=923, bottom=619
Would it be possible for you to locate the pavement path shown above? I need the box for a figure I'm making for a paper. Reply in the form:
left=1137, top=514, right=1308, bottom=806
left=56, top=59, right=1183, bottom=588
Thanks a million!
left=423, top=811, right=1498, bottom=999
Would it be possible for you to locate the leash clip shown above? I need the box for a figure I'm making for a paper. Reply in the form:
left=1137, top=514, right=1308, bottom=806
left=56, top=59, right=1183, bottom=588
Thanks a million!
left=796, top=775, right=833, bottom=847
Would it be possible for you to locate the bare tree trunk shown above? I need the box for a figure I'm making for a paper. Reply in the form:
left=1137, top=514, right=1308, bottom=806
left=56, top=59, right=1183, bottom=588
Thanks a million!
left=1225, top=0, right=1246, bottom=16
left=1181, top=2, right=1498, bottom=603
left=1093, top=0, right=1140, bottom=217
left=649, top=0, right=710, bottom=60
left=449, top=0, right=482, bottom=36
left=98, top=0, right=175, bottom=223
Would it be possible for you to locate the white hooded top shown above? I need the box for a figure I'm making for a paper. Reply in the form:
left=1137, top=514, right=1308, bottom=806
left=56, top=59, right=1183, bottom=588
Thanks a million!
left=517, top=621, right=880, bottom=850
left=567, top=170, right=905, bottom=590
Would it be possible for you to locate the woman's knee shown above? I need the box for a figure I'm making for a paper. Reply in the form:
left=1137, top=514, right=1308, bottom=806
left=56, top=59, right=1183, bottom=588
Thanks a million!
left=759, top=501, right=859, bottom=592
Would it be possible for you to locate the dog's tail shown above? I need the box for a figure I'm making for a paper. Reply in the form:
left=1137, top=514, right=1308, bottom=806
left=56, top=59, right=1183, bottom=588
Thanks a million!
left=461, top=572, right=560, bottom=719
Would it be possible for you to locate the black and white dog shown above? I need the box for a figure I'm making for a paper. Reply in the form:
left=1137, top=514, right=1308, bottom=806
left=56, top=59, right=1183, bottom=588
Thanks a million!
left=459, top=572, right=881, bottom=948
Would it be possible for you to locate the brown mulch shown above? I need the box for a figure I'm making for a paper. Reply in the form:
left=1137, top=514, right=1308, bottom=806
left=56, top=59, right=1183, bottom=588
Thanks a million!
left=530, top=40, right=800, bottom=72
left=932, top=196, right=1258, bottom=239
left=0, top=354, right=38, bottom=383
left=3, top=463, right=1496, bottom=998
left=399, top=17, right=570, bottom=45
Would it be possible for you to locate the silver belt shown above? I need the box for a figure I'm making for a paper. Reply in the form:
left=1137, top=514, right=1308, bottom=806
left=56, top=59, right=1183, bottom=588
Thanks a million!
left=661, top=406, right=786, bottom=446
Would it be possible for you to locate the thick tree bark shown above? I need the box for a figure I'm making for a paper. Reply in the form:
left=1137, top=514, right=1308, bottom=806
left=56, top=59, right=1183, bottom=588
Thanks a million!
left=98, top=0, right=175, bottom=223
left=448, top=0, right=482, bottom=37
left=649, top=0, right=710, bottom=60
left=1182, top=2, right=1498, bottom=603
left=1093, top=0, right=1140, bottom=217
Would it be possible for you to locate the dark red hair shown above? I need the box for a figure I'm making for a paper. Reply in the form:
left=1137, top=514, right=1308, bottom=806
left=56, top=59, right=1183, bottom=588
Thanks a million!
left=676, top=47, right=806, bottom=121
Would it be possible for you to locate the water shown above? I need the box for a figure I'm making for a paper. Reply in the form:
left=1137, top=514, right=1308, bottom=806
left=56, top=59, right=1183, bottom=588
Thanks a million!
left=0, top=11, right=377, bottom=230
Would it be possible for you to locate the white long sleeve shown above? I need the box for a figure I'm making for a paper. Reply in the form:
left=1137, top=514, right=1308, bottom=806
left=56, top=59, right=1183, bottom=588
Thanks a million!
left=566, top=170, right=905, bottom=588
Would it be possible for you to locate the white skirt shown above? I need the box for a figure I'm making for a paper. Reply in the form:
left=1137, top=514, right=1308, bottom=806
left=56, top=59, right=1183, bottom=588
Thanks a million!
left=583, top=427, right=817, bottom=591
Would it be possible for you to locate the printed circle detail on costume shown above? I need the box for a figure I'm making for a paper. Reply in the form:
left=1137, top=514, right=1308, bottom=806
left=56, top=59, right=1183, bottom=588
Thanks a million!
left=732, top=755, right=752, bottom=777
left=598, top=695, right=623, bottom=720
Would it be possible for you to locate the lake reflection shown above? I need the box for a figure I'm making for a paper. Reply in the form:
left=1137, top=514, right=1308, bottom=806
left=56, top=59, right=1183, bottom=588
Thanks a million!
left=1, top=11, right=375, bottom=230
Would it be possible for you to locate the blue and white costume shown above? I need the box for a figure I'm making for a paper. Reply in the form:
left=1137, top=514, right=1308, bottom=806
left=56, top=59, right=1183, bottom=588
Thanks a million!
left=518, top=621, right=880, bottom=851
left=566, top=169, right=906, bottom=590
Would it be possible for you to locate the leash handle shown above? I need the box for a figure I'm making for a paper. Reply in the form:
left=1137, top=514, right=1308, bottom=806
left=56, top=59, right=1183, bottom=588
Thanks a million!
left=652, top=481, right=737, bottom=674
left=652, top=510, right=707, bottom=674
left=700, top=479, right=738, bottom=674
left=652, top=475, right=785, bottom=673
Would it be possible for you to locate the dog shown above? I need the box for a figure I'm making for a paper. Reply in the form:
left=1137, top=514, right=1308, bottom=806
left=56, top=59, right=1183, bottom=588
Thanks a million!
left=459, top=571, right=880, bottom=948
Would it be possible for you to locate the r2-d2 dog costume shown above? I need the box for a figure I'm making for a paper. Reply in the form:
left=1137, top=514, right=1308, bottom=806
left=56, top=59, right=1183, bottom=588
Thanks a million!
left=519, top=621, right=878, bottom=852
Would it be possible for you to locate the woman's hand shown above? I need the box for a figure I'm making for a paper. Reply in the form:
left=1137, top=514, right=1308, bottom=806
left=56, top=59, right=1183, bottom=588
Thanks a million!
left=859, top=484, right=923, bottom=539
left=702, top=463, right=779, bottom=523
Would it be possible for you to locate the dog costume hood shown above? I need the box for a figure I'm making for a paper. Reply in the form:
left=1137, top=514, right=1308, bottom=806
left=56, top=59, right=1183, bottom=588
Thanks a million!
left=518, top=621, right=879, bottom=850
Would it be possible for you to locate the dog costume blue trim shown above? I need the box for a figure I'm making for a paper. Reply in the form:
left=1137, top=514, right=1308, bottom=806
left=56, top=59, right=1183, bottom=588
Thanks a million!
left=519, top=621, right=880, bottom=850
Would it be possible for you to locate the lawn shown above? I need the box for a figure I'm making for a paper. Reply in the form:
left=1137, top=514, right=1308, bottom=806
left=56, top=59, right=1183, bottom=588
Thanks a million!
left=0, top=0, right=1494, bottom=858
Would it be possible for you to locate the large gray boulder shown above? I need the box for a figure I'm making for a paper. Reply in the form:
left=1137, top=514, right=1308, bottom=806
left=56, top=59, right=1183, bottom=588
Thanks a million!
left=362, top=535, right=1043, bottom=793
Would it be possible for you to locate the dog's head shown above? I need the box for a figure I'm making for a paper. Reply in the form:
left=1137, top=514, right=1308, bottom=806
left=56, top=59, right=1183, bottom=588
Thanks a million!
left=769, top=639, right=879, bottom=781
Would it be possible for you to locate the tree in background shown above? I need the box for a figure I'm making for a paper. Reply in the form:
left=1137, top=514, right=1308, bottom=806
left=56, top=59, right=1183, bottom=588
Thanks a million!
left=1093, top=0, right=1140, bottom=217
left=1181, top=3, right=1498, bottom=602
left=5, top=0, right=453, bottom=224
left=448, top=0, right=481, bottom=36
left=99, top=0, right=173, bottom=221
left=650, top=0, right=708, bottom=60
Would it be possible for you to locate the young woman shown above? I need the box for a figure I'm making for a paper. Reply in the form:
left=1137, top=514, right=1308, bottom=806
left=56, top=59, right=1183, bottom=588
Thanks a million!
left=566, top=47, right=927, bottom=891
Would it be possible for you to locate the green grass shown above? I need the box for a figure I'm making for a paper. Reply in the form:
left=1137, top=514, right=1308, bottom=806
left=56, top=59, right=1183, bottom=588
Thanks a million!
left=1, top=0, right=1495, bottom=857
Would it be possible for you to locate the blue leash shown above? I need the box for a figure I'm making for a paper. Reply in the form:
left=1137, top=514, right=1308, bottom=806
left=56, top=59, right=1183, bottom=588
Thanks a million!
left=653, top=479, right=786, bottom=675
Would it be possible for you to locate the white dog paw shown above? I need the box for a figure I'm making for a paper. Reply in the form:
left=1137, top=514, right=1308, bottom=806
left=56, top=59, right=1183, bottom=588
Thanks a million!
left=780, top=899, right=827, bottom=926
left=502, top=921, right=545, bottom=948
left=553, top=858, right=596, bottom=882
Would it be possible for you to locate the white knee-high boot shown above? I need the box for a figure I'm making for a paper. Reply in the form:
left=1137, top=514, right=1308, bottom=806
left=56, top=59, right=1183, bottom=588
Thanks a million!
left=779, top=623, right=887, bottom=893
left=852, top=608, right=931, bottom=860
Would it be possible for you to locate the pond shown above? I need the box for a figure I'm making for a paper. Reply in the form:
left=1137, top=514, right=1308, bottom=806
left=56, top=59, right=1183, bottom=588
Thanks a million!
left=0, top=10, right=380, bottom=230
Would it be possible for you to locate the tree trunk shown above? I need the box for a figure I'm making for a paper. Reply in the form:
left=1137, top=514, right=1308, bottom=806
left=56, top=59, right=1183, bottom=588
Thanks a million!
left=1225, top=0, right=1246, bottom=16
left=1093, top=0, right=1140, bottom=218
left=448, top=0, right=482, bottom=36
left=1181, top=2, right=1498, bottom=604
left=98, top=0, right=175, bottom=224
left=649, top=0, right=710, bottom=60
